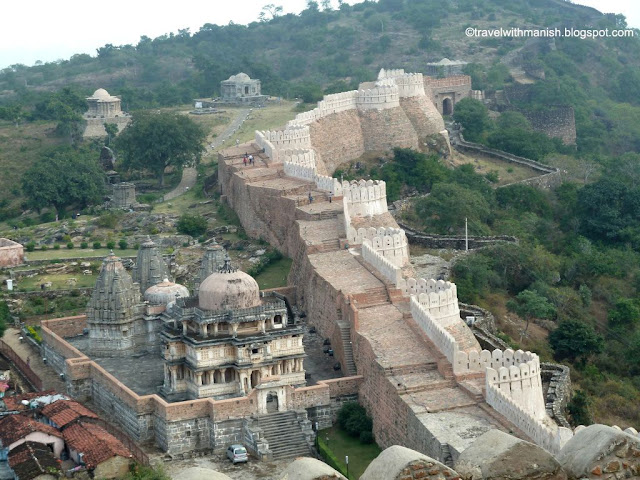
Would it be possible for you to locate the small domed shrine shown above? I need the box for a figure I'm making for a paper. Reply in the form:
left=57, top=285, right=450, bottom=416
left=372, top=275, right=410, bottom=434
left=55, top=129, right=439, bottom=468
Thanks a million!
left=160, top=258, right=305, bottom=402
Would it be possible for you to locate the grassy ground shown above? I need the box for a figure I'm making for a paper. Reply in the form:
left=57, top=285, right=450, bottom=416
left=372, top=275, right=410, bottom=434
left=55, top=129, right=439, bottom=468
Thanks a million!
left=451, top=151, right=539, bottom=186
left=318, top=426, right=381, bottom=479
left=254, top=257, right=292, bottom=290
left=0, top=120, right=64, bottom=208
left=26, top=248, right=139, bottom=261
left=15, top=272, right=98, bottom=291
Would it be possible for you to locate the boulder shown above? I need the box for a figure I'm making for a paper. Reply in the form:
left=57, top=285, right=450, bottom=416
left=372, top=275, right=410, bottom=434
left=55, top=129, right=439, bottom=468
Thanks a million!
left=455, top=429, right=566, bottom=480
left=557, top=424, right=640, bottom=479
left=360, top=445, right=459, bottom=480
left=279, top=457, right=345, bottom=479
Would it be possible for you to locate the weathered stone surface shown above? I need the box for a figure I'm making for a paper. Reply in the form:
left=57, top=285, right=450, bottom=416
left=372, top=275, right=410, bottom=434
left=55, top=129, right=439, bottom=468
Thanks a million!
left=172, top=466, right=232, bottom=480
left=557, top=424, right=640, bottom=480
left=455, top=429, right=566, bottom=480
left=0, top=238, right=24, bottom=268
left=361, top=445, right=459, bottom=480
left=278, top=457, right=346, bottom=479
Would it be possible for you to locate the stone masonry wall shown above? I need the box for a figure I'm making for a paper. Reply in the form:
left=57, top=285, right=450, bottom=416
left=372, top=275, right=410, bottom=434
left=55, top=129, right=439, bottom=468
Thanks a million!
left=359, top=107, right=419, bottom=153
left=521, top=106, right=577, bottom=146
left=309, top=109, right=365, bottom=175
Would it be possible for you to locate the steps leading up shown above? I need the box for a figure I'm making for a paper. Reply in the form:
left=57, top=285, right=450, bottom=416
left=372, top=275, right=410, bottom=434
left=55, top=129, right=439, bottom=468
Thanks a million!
left=337, top=320, right=357, bottom=376
left=257, top=411, right=311, bottom=460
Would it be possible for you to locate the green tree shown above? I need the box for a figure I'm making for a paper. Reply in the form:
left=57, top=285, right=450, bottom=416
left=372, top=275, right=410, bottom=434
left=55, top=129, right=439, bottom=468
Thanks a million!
left=21, top=147, right=105, bottom=217
left=453, top=98, right=491, bottom=142
left=0, top=301, right=10, bottom=338
left=608, top=299, right=640, bottom=328
left=496, top=111, right=530, bottom=131
left=507, top=289, right=556, bottom=338
left=549, top=319, right=604, bottom=363
left=115, top=112, right=206, bottom=186
left=177, top=214, right=208, bottom=237
left=104, top=123, right=119, bottom=146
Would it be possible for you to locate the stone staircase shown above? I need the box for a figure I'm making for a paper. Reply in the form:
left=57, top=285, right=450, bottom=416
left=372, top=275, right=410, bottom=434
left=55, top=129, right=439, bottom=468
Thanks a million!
left=317, top=238, right=341, bottom=252
left=337, top=320, right=357, bottom=375
left=257, top=411, right=311, bottom=460
left=359, top=286, right=390, bottom=308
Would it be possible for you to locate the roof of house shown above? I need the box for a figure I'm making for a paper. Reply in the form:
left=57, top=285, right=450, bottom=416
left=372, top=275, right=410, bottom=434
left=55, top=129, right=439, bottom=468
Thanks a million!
left=8, top=441, right=60, bottom=480
left=41, top=399, right=98, bottom=428
left=0, top=414, right=62, bottom=446
left=1, top=390, right=59, bottom=412
left=63, top=422, right=131, bottom=469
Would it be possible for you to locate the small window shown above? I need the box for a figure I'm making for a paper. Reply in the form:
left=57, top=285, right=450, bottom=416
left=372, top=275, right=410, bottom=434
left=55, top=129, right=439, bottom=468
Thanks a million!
left=252, top=348, right=259, bottom=354
left=186, top=431, right=191, bottom=437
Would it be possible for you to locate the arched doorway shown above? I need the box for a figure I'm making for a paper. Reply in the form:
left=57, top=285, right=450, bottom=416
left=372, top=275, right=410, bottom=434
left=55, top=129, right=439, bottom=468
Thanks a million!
left=250, top=370, right=260, bottom=388
left=442, top=97, right=453, bottom=115
left=266, top=391, right=279, bottom=413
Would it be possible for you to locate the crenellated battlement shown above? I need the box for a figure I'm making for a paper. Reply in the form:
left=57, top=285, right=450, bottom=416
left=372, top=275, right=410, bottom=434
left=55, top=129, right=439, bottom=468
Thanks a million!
left=260, top=125, right=311, bottom=150
left=282, top=149, right=316, bottom=169
left=378, top=68, right=406, bottom=79
left=362, top=240, right=403, bottom=285
left=356, top=85, right=400, bottom=110
left=355, top=228, right=408, bottom=267
left=342, top=179, right=388, bottom=218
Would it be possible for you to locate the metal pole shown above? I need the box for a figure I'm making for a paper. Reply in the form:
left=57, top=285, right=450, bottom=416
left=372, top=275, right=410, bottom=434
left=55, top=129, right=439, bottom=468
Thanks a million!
left=346, top=455, right=349, bottom=478
left=465, top=217, right=468, bottom=252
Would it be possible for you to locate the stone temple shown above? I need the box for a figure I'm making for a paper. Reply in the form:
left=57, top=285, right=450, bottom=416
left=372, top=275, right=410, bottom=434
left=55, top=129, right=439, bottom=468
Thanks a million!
left=83, top=88, right=131, bottom=138
left=160, top=258, right=305, bottom=403
left=220, top=73, right=268, bottom=105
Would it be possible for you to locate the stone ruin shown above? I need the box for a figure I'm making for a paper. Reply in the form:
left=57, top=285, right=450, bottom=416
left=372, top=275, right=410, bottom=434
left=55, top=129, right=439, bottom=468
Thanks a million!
left=0, top=238, right=24, bottom=268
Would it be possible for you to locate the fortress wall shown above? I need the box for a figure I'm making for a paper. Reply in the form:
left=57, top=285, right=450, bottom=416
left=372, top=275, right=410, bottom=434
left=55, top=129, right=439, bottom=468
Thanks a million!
left=356, top=85, right=400, bottom=110
left=343, top=180, right=388, bottom=219
left=359, top=106, right=419, bottom=152
left=362, top=240, right=402, bottom=285
left=255, top=131, right=277, bottom=163
left=83, top=116, right=130, bottom=138
left=399, top=96, right=446, bottom=140
left=348, top=226, right=408, bottom=267
left=353, top=323, right=411, bottom=448
left=410, top=296, right=458, bottom=367
left=395, top=74, right=426, bottom=98
left=521, top=106, right=577, bottom=145
left=309, top=109, right=366, bottom=175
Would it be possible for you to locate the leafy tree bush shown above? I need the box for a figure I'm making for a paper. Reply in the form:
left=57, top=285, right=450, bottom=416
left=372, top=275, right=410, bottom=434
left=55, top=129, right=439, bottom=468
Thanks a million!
left=0, top=301, right=11, bottom=338
left=106, top=241, right=116, bottom=250
left=93, top=242, right=101, bottom=249
left=80, top=242, right=88, bottom=249
left=96, top=212, right=122, bottom=229
left=119, top=238, right=128, bottom=250
left=53, top=244, right=60, bottom=250
left=25, top=242, right=36, bottom=252
left=66, top=242, right=74, bottom=249
left=453, top=98, right=492, bottom=142
left=337, top=402, right=373, bottom=443
left=116, top=112, right=206, bottom=187
left=567, top=389, right=592, bottom=426
left=177, top=214, right=208, bottom=237
left=549, top=320, right=604, bottom=364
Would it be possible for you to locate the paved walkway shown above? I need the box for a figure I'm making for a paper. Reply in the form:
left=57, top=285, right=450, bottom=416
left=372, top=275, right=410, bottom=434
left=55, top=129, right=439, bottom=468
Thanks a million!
left=163, top=109, right=251, bottom=201
left=2, top=327, right=66, bottom=392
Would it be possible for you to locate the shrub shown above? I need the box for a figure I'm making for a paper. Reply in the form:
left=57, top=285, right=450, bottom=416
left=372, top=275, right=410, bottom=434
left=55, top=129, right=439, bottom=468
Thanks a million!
left=53, top=244, right=60, bottom=250
left=119, top=239, right=128, bottom=250
left=177, top=214, right=208, bottom=237
left=62, top=235, right=72, bottom=243
left=106, top=241, right=116, bottom=250
left=93, top=241, right=101, bottom=249
left=96, top=212, right=122, bottom=229
left=41, top=245, right=48, bottom=251
left=66, top=242, right=74, bottom=249
left=80, top=242, right=88, bottom=249
left=337, top=402, right=373, bottom=443
left=26, top=242, right=36, bottom=252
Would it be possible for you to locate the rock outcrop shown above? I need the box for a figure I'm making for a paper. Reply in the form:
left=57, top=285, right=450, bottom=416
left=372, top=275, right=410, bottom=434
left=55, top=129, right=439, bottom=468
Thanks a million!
left=455, top=429, right=566, bottom=480
left=360, top=445, right=460, bottom=480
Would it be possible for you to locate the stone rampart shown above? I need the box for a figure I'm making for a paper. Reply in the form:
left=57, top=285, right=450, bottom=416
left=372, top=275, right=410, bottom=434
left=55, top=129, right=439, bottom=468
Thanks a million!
left=356, top=85, right=400, bottom=111
left=254, top=131, right=278, bottom=163
left=521, top=106, right=577, bottom=145
left=485, top=368, right=574, bottom=455
left=348, top=226, right=408, bottom=267
left=343, top=179, right=388, bottom=218
left=410, top=296, right=458, bottom=367
left=361, top=240, right=402, bottom=285
left=398, top=221, right=518, bottom=250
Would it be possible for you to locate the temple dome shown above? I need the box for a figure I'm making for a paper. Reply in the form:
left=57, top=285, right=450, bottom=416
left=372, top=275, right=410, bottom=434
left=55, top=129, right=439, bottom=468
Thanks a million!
left=144, top=278, right=189, bottom=305
left=198, top=269, right=261, bottom=311
left=91, top=88, right=112, bottom=100
left=228, top=72, right=250, bottom=82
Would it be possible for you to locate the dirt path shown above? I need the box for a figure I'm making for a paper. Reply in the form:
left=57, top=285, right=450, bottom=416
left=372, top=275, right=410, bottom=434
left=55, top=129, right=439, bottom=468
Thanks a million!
left=163, top=109, right=251, bottom=201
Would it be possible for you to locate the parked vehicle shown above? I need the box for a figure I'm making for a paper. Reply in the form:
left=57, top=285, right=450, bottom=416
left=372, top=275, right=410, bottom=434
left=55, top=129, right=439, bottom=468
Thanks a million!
left=226, top=444, right=248, bottom=464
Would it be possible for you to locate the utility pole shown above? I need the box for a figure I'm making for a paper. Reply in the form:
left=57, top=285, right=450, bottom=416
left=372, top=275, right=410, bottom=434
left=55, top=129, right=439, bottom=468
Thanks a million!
left=465, top=217, right=468, bottom=252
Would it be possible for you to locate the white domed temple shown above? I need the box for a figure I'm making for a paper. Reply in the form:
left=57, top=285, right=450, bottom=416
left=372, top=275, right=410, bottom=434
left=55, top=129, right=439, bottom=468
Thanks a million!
left=160, top=258, right=305, bottom=402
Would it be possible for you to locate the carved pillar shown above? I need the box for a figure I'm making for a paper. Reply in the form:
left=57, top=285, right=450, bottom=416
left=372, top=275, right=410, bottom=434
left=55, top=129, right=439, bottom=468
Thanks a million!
left=213, top=323, right=219, bottom=336
left=283, top=315, right=288, bottom=327
left=201, top=324, right=208, bottom=338
left=182, top=321, right=188, bottom=336
left=196, top=372, right=203, bottom=386
left=170, top=366, right=177, bottom=389
left=231, top=323, right=238, bottom=338
left=260, top=320, right=266, bottom=334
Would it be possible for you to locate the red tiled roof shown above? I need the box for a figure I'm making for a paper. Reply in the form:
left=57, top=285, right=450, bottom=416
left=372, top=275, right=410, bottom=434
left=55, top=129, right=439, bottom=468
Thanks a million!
left=0, top=414, right=62, bottom=446
left=8, top=441, right=60, bottom=480
left=63, top=422, right=131, bottom=469
left=41, top=399, right=98, bottom=428
left=1, top=390, right=57, bottom=412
